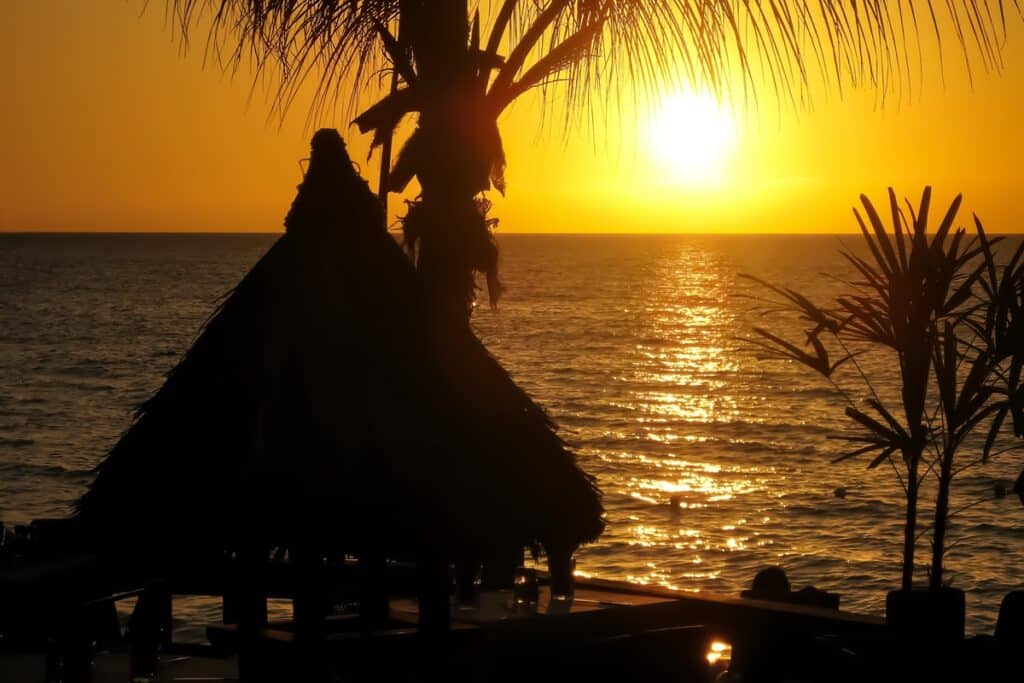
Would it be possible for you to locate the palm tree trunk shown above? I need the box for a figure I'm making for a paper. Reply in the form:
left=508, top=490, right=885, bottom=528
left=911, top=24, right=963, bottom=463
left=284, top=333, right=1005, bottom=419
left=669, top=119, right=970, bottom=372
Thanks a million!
left=413, top=192, right=488, bottom=328
left=899, top=323, right=931, bottom=592
left=397, top=0, right=499, bottom=327
left=930, top=459, right=954, bottom=591
left=903, top=454, right=920, bottom=592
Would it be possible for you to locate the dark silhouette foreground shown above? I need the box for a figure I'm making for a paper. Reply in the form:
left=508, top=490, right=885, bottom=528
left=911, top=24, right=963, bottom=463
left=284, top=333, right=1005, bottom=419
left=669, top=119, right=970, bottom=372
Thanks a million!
left=76, top=130, right=603, bottom=616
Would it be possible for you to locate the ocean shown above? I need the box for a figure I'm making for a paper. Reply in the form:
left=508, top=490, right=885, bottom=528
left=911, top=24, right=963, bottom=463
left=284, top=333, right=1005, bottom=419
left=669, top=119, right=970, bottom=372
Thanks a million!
left=1, top=232, right=1022, bottom=637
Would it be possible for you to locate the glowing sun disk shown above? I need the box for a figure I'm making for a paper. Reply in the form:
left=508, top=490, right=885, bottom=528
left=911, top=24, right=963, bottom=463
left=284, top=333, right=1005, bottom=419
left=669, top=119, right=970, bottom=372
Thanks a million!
left=647, top=91, right=738, bottom=186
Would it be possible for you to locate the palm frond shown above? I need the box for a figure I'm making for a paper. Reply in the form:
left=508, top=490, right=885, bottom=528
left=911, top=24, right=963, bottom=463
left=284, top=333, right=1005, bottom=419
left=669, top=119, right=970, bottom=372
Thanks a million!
left=738, top=273, right=841, bottom=334
left=745, top=326, right=853, bottom=377
left=168, top=0, right=399, bottom=121
left=164, top=1, right=1018, bottom=124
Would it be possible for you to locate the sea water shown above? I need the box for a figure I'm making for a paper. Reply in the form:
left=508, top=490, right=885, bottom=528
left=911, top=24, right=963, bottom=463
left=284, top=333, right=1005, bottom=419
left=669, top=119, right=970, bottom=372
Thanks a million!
left=1, top=233, right=1021, bottom=637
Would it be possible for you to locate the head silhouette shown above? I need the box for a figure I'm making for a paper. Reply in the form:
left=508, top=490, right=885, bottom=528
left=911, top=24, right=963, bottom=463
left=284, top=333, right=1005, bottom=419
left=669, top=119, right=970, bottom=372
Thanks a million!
left=750, top=566, right=791, bottom=599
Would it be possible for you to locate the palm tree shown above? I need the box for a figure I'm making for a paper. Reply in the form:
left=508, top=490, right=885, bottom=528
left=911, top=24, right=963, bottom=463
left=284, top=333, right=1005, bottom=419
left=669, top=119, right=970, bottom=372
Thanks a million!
left=167, top=1, right=1015, bottom=327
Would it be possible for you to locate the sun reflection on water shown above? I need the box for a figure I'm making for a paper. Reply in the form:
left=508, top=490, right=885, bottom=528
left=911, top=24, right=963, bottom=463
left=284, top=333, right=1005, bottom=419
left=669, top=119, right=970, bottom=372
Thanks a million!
left=586, top=245, right=794, bottom=594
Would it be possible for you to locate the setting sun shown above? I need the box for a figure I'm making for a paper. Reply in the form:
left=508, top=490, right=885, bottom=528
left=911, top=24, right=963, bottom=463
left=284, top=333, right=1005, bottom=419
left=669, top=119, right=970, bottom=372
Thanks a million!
left=646, top=91, right=738, bottom=186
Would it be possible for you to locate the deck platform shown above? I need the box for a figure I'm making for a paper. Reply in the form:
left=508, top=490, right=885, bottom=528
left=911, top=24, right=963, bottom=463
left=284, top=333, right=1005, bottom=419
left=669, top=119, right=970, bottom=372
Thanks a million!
left=2, top=574, right=892, bottom=682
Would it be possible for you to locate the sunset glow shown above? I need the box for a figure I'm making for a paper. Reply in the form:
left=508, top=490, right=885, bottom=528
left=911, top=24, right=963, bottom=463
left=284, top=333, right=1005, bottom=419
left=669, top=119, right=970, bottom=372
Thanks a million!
left=1, top=4, right=1023, bottom=233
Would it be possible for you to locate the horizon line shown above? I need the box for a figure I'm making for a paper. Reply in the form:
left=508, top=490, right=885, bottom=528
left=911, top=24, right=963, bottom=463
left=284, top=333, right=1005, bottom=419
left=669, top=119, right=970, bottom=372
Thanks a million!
left=7, top=230, right=1024, bottom=237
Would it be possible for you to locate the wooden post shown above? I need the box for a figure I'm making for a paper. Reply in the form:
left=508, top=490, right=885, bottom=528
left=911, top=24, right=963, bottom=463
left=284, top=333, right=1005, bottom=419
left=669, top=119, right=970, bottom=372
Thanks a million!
left=358, top=549, right=390, bottom=632
left=235, top=547, right=270, bottom=683
left=454, top=559, right=480, bottom=607
left=129, top=585, right=169, bottom=679
left=48, top=609, right=94, bottom=683
left=548, top=548, right=574, bottom=599
left=291, top=544, right=329, bottom=681
left=416, top=552, right=451, bottom=634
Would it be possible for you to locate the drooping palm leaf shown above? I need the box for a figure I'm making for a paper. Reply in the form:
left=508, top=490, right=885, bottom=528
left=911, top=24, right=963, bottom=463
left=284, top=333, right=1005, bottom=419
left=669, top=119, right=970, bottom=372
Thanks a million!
left=739, top=274, right=841, bottom=335
left=747, top=326, right=854, bottom=377
left=166, top=1, right=1018, bottom=126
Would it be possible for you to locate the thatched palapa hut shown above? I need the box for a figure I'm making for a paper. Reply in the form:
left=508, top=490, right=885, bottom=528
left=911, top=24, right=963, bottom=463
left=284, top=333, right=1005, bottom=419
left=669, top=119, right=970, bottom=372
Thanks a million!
left=76, top=130, right=603, bottom=609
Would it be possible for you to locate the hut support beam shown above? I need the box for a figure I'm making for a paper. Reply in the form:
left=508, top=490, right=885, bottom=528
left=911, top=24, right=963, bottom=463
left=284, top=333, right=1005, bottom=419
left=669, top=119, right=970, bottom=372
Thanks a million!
left=548, top=546, right=575, bottom=598
left=235, top=547, right=270, bottom=683
left=416, top=551, right=451, bottom=634
left=358, top=550, right=390, bottom=631
left=128, top=582, right=172, bottom=679
left=224, top=548, right=268, bottom=626
left=291, top=544, right=329, bottom=679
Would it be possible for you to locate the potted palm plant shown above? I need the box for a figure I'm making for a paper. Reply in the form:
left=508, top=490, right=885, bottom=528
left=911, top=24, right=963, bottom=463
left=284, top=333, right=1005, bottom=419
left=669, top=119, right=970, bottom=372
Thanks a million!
left=744, top=187, right=1024, bottom=641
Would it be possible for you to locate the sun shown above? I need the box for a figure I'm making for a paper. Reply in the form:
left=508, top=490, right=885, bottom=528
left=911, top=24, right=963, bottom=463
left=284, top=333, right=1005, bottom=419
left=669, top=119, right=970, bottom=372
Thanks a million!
left=646, top=91, right=738, bottom=186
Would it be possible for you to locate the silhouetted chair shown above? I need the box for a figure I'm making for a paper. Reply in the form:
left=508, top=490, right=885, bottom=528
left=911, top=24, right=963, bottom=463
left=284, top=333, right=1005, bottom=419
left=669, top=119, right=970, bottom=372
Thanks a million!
left=995, top=590, right=1024, bottom=643
left=961, top=590, right=1024, bottom=679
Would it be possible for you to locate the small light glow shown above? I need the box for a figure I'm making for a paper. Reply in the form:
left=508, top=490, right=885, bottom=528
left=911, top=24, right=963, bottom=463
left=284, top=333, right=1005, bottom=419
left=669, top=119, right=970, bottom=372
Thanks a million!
left=706, top=640, right=732, bottom=666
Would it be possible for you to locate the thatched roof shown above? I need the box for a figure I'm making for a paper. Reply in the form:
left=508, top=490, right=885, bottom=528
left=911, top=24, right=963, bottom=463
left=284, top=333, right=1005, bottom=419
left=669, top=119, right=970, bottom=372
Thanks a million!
left=76, top=129, right=603, bottom=562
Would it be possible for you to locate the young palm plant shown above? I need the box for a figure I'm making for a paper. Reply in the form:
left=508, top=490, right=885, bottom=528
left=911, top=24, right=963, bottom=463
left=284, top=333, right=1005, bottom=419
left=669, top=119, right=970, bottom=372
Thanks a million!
left=165, top=1, right=1016, bottom=327
left=743, top=188, right=1024, bottom=604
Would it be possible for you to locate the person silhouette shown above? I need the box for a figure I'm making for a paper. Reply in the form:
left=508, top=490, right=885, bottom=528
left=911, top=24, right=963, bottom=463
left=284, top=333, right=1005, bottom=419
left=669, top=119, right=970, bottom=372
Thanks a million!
left=745, top=566, right=791, bottom=600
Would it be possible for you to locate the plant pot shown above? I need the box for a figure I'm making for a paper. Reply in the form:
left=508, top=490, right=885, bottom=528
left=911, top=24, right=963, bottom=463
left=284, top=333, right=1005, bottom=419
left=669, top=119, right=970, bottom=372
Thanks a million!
left=886, top=587, right=965, bottom=642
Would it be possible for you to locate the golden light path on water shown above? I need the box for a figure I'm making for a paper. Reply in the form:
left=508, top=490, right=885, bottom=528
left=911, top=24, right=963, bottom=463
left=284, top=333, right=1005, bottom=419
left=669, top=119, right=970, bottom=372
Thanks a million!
left=586, top=246, right=766, bottom=592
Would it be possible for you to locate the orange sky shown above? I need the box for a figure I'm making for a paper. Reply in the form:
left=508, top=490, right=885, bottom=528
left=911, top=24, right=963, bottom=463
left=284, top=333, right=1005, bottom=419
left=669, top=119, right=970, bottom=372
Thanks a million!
left=2, top=3, right=1023, bottom=233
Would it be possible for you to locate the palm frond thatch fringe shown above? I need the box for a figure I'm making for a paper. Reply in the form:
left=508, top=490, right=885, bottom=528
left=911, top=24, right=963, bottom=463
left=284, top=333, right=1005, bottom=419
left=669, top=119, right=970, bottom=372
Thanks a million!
left=166, top=1, right=1017, bottom=123
left=76, top=129, right=603, bottom=563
